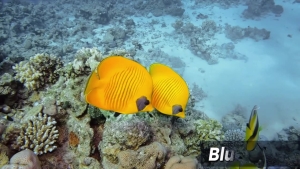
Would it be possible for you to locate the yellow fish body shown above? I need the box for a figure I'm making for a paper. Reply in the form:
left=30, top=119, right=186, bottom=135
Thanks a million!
left=84, top=56, right=154, bottom=114
left=245, top=105, right=260, bottom=151
left=149, top=63, right=189, bottom=118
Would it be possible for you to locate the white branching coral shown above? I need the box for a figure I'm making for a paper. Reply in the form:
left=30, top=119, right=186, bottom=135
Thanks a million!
left=72, top=47, right=103, bottom=75
left=13, top=53, right=63, bottom=90
left=16, top=113, right=59, bottom=155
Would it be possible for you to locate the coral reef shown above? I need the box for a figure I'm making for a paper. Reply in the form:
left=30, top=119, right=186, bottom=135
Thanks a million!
left=66, top=113, right=94, bottom=159
left=242, top=0, right=275, bottom=18
left=40, top=73, right=87, bottom=117
left=225, top=24, right=270, bottom=42
left=13, top=53, right=63, bottom=90
left=0, top=146, right=9, bottom=167
left=16, top=112, right=59, bottom=155
left=221, top=104, right=247, bottom=131
left=1, top=149, right=41, bottom=169
left=102, top=141, right=167, bottom=169
left=0, top=73, right=23, bottom=107
left=99, top=117, right=151, bottom=164
left=223, top=129, right=245, bottom=152
left=68, top=131, right=80, bottom=147
left=62, top=47, right=103, bottom=78
left=194, top=119, right=224, bottom=148
left=176, top=117, right=224, bottom=156
left=224, top=129, right=244, bottom=142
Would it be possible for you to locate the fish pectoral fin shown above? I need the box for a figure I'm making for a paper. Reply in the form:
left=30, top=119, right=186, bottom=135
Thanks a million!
left=136, top=96, right=153, bottom=112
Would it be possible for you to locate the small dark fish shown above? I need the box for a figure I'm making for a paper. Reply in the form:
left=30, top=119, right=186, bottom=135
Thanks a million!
left=1, top=115, right=13, bottom=121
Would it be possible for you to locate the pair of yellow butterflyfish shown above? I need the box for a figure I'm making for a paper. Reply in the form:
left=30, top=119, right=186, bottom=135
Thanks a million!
left=84, top=56, right=190, bottom=118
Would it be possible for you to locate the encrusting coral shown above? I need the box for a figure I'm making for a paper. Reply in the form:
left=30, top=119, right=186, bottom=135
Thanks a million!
left=13, top=53, right=63, bottom=90
left=16, top=112, right=59, bottom=155
left=1, top=149, right=41, bottom=169
left=99, top=117, right=151, bottom=164
left=102, top=141, right=167, bottom=169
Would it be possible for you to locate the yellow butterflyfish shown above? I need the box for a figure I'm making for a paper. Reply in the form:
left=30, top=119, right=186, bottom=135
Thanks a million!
left=149, top=63, right=189, bottom=118
left=84, top=56, right=154, bottom=114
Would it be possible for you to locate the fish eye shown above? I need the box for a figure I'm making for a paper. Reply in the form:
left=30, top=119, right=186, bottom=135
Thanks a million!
left=144, top=100, right=150, bottom=105
left=179, top=108, right=183, bottom=112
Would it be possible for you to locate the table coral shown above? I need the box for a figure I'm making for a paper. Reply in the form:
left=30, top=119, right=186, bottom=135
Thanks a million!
left=13, top=53, right=63, bottom=90
left=16, top=112, right=59, bottom=155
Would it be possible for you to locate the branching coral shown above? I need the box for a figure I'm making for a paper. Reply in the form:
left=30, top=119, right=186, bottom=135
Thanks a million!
left=63, top=47, right=103, bottom=78
left=16, top=112, right=59, bottom=155
left=13, top=53, right=63, bottom=90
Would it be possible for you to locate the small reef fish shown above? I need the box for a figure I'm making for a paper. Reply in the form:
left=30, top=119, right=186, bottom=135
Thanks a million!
left=228, top=105, right=267, bottom=169
left=0, top=114, right=13, bottom=121
left=149, top=63, right=189, bottom=118
left=84, top=56, right=154, bottom=114
left=245, top=105, right=260, bottom=151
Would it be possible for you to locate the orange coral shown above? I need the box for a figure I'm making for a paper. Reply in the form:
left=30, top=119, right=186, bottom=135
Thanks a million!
left=68, top=131, right=79, bottom=147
